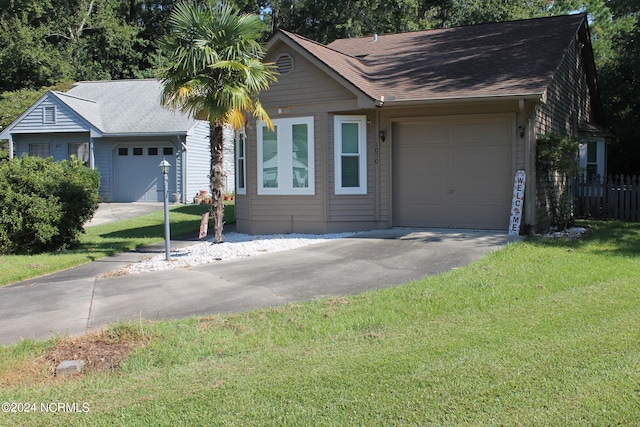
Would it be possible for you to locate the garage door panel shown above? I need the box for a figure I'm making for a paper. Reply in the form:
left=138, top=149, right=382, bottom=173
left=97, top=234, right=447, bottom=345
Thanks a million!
left=402, top=144, right=450, bottom=170
left=454, top=121, right=512, bottom=143
left=114, top=144, right=175, bottom=202
left=395, top=202, right=451, bottom=227
left=454, top=178, right=509, bottom=201
left=393, top=117, right=513, bottom=230
left=455, top=144, right=510, bottom=171
left=452, top=203, right=506, bottom=229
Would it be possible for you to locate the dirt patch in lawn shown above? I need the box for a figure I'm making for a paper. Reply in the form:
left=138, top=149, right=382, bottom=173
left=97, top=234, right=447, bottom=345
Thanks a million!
left=1, top=326, right=148, bottom=387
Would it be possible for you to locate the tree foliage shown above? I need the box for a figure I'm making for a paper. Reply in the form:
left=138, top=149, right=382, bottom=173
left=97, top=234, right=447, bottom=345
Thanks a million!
left=0, top=0, right=638, bottom=174
left=0, top=156, right=100, bottom=254
left=0, top=0, right=176, bottom=92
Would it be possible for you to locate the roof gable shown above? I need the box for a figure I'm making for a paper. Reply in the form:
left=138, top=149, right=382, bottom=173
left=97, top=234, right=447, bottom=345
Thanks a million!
left=51, top=91, right=104, bottom=132
left=268, top=31, right=380, bottom=107
left=269, top=14, right=589, bottom=104
left=0, top=91, right=97, bottom=138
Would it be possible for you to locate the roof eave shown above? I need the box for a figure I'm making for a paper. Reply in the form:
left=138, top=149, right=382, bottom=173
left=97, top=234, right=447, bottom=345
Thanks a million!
left=96, top=131, right=188, bottom=138
left=379, top=92, right=545, bottom=107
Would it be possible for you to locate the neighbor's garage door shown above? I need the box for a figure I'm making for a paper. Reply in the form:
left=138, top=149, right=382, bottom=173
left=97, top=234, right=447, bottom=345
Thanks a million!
left=114, top=145, right=176, bottom=202
left=392, top=116, right=514, bottom=229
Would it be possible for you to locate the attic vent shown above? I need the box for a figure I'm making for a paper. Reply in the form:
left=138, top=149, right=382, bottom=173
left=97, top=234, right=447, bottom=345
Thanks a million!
left=43, top=106, right=56, bottom=124
left=275, top=53, right=294, bottom=76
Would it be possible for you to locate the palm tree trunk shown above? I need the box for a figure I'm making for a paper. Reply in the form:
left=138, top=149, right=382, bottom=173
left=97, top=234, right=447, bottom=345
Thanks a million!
left=210, top=123, right=225, bottom=243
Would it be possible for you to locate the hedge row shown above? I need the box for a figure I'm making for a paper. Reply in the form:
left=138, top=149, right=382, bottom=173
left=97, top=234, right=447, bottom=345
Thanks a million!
left=0, top=152, right=100, bottom=254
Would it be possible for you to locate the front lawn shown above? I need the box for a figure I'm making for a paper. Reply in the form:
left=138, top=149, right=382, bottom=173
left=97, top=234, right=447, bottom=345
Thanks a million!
left=0, top=221, right=638, bottom=426
left=0, top=202, right=235, bottom=287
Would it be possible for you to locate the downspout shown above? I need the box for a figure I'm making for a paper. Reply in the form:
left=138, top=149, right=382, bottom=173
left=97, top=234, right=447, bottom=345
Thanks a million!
left=524, top=101, right=537, bottom=232
left=8, top=135, right=14, bottom=159
left=177, top=135, right=187, bottom=203
left=89, top=137, right=95, bottom=169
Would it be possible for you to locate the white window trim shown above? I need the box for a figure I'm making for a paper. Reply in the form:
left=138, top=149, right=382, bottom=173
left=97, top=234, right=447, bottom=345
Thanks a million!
left=236, top=130, right=247, bottom=195
left=257, top=116, right=315, bottom=195
left=334, top=115, right=367, bottom=195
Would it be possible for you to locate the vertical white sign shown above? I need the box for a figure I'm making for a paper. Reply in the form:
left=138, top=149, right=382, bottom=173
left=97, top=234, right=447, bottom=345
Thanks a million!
left=508, top=170, right=526, bottom=236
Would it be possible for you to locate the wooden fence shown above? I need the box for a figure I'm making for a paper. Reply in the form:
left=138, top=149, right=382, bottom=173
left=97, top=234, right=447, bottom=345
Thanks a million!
left=573, top=175, right=640, bottom=221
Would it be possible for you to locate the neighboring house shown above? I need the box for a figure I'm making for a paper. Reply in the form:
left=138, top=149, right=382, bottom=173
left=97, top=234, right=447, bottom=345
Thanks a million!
left=235, top=13, right=604, bottom=234
left=0, top=79, right=235, bottom=202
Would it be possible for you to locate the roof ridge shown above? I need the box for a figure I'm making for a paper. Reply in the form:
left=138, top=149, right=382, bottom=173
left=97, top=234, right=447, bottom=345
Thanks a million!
left=72, top=78, right=159, bottom=84
left=279, top=29, right=358, bottom=59
left=328, top=13, right=586, bottom=43
left=52, top=91, right=98, bottom=104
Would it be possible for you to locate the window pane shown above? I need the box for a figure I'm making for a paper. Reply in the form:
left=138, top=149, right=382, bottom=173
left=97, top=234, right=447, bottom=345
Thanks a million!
left=30, top=143, right=50, bottom=158
left=341, top=123, right=359, bottom=154
left=133, top=147, right=143, bottom=156
left=292, top=124, right=308, bottom=188
left=238, top=159, right=245, bottom=188
left=148, top=147, right=158, bottom=155
left=587, top=142, right=597, bottom=163
left=238, top=134, right=245, bottom=157
left=341, top=156, right=359, bottom=187
left=163, top=147, right=173, bottom=155
left=263, top=126, right=278, bottom=188
left=118, top=147, right=128, bottom=156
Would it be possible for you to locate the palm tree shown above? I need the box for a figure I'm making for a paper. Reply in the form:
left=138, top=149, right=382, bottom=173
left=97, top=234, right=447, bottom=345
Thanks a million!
left=160, top=1, right=275, bottom=243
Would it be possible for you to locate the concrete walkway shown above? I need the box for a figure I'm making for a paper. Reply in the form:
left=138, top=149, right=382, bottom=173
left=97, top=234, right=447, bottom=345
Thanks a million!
left=0, top=228, right=518, bottom=345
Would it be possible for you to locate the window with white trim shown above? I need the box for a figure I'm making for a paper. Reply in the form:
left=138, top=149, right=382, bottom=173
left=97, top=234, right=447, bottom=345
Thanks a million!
left=257, top=117, right=314, bottom=195
left=334, top=115, right=367, bottom=195
left=236, top=130, right=246, bottom=195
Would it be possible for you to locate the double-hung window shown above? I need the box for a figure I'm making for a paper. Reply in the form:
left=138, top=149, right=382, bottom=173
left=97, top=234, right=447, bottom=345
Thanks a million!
left=257, top=116, right=314, bottom=195
left=29, top=143, right=50, bottom=158
left=334, top=115, right=367, bottom=195
left=236, top=130, right=247, bottom=195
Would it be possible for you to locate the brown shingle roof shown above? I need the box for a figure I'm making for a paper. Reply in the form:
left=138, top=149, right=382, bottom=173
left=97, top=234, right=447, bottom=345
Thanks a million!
left=276, top=14, right=587, bottom=103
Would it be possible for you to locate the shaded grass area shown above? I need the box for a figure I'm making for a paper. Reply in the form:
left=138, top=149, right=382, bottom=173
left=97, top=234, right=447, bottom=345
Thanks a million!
left=0, top=221, right=638, bottom=426
left=0, top=203, right=235, bottom=286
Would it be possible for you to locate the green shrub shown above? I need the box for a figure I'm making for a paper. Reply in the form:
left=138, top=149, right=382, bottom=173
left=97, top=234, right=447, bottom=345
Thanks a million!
left=0, top=155, right=100, bottom=254
left=536, top=133, right=581, bottom=229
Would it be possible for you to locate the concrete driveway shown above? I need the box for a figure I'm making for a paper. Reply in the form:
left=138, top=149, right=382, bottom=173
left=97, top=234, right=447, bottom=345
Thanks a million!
left=0, top=228, right=516, bottom=345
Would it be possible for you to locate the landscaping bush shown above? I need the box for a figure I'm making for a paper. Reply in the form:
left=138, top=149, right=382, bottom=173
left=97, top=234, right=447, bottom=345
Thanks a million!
left=0, top=155, right=100, bottom=254
left=536, top=133, right=581, bottom=229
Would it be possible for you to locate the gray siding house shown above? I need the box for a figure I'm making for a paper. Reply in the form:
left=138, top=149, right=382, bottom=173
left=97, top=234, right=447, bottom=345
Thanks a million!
left=0, top=79, right=223, bottom=203
left=236, top=14, right=604, bottom=234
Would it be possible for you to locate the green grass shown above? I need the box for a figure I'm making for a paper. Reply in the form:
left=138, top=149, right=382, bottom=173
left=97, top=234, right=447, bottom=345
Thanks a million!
left=0, top=203, right=235, bottom=287
left=0, top=221, right=638, bottom=426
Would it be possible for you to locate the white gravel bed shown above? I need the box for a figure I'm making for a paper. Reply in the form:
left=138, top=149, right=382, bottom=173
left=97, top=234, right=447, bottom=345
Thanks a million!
left=121, top=231, right=356, bottom=275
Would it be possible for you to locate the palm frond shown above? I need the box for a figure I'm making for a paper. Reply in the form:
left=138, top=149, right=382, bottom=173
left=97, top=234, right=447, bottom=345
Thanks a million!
left=160, top=0, right=275, bottom=126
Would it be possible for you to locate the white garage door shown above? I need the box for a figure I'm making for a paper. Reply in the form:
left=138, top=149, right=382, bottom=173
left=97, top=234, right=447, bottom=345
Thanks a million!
left=392, top=116, right=514, bottom=229
left=114, top=145, right=176, bottom=202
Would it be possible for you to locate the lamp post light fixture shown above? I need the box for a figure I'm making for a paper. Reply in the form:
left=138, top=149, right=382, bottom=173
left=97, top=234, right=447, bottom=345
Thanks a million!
left=159, top=158, right=171, bottom=261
